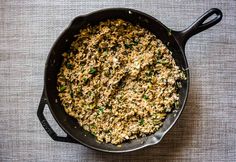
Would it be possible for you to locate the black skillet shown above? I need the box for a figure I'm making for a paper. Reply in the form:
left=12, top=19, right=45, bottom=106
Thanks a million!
left=37, top=8, right=222, bottom=153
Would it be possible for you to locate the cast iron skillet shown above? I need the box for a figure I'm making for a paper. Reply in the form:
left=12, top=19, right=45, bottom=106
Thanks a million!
left=37, top=8, right=222, bottom=153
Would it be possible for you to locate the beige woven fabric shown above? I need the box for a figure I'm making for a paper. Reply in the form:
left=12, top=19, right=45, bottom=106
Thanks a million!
left=0, top=0, right=235, bottom=161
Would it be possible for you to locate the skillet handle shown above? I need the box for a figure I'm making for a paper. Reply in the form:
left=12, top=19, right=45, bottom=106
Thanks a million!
left=175, top=8, right=223, bottom=48
left=37, top=90, right=78, bottom=143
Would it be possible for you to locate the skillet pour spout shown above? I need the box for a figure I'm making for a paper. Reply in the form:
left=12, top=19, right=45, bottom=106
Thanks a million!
left=37, top=8, right=222, bottom=153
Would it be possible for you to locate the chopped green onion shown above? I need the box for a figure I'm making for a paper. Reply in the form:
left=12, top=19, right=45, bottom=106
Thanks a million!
left=91, top=132, right=96, bottom=136
left=90, top=124, right=96, bottom=129
left=66, top=63, right=73, bottom=69
left=133, top=39, right=139, bottom=45
left=174, top=102, right=179, bottom=108
left=125, top=43, right=132, bottom=49
left=59, top=85, right=66, bottom=92
left=89, top=68, right=97, bottom=74
left=143, top=94, right=149, bottom=100
left=139, top=119, right=144, bottom=125
left=98, top=107, right=104, bottom=113
left=83, top=77, right=88, bottom=84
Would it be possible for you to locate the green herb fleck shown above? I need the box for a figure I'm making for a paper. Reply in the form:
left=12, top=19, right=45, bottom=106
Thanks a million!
left=98, top=107, right=104, bottom=113
left=143, top=94, right=149, bottom=100
left=125, top=43, right=132, bottom=49
left=59, top=85, right=66, bottom=92
left=83, top=77, right=89, bottom=84
left=133, top=39, right=139, bottom=46
left=174, top=102, right=179, bottom=108
left=89, top=68, right=97, bottom=74
left=90, top=124, right=96, bottom=129
left=91, top=132, right=96, bottom=136
left=139, top=119, right=144, bottom=125
left=66, top=63, right=73, bottom=69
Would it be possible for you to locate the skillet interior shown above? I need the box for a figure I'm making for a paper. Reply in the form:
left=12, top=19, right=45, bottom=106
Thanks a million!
left=44, top=8, right=189, bottom=152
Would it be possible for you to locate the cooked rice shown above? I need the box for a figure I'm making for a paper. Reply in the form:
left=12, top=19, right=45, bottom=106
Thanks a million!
left=57, top=19, right=186, bottom=145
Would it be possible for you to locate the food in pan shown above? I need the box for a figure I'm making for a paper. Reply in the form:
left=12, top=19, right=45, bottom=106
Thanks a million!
left=57, top=19, right=186, bottom=145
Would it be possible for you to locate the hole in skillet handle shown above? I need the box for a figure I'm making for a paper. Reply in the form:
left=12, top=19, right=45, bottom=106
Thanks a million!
left=37, top=89, right=78, bottom=144
left=173, top=8, right=223, bottom=49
